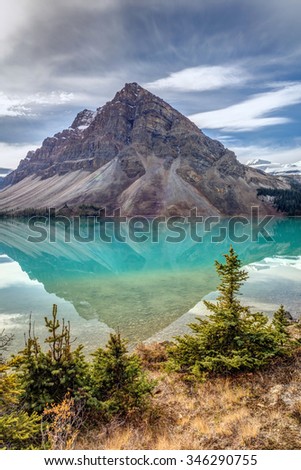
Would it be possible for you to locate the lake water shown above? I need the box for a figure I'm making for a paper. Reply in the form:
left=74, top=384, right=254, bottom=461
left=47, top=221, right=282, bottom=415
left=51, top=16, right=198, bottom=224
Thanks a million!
left=1, top=216, right=301, bottom=355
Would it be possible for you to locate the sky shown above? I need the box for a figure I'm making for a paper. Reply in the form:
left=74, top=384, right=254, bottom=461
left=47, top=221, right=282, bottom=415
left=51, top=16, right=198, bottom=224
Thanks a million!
left=0, top=0, right=300, bottom=169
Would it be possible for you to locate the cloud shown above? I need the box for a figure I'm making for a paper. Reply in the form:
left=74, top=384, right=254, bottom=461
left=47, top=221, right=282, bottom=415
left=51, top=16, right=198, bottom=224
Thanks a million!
left=0, top=0, right=300, bottom=170
left=0, top=256, right=41, bottom=289
left=0, top=142, right=39, bottom=168
left=145, top=65, right=250, bottom=92
left=188, top=82, right=301, bottom=131
left=233, top=144, right=301, bottom=164
left=0, top=91, right=74, bottom=117
left=0, top=0, right=34, bottom=59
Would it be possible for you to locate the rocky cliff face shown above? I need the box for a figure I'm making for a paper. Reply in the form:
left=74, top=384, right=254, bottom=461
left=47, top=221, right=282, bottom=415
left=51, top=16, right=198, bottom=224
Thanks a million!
left=0, top=83, right=288, bottom=216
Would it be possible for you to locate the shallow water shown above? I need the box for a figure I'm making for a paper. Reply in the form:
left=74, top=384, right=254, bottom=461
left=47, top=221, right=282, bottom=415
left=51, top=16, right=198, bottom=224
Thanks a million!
left=1, top=217, right=301, bottom=354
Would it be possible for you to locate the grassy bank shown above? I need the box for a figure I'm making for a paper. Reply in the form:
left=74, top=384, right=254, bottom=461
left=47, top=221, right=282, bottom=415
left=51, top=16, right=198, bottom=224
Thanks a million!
left=76, top=344, right=301, bottom=450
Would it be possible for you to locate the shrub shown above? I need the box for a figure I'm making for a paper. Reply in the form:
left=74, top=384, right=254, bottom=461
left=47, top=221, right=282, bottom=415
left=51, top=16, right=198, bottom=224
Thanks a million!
left=91, top=333, right=154, bottom=417
left=0, top=332, right=40, bottom=449
left=42, top=394, right=85, bottom=450
left=0, top=410, right=40, bottom=450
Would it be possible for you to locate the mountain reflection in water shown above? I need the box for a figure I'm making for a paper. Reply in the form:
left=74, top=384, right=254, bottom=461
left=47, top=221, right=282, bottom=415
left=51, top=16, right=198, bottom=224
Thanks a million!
left=0, top=217, right=301, bottom=351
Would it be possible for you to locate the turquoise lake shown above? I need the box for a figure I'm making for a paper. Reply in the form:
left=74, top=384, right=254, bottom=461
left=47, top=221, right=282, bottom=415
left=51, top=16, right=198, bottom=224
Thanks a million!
left=1, top=217, right=301, bottom=355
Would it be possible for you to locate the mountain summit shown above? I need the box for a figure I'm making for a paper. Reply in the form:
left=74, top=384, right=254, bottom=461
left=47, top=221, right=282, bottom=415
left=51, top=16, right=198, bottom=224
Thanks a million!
left=0, top=83, right=287, bottom=215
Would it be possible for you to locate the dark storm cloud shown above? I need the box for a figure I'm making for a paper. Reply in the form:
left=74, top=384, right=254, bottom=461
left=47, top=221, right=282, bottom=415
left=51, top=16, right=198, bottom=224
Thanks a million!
left=3, top=0, right=301, bottom=96
left=1, top=0, right=301, bottom=167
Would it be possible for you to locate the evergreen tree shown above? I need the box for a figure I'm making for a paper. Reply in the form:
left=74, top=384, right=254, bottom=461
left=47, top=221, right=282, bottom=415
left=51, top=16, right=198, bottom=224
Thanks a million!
left=272, top=304, right=292, bottom=349
left=257, top=186, right=301, bottom=215
left=14, top=305, right=89, bottom=412
left=168, top=247, right=281, bottom=376
left=0, top=332, right=40, bottom=449
left=91, top=333, right=154, bottom=417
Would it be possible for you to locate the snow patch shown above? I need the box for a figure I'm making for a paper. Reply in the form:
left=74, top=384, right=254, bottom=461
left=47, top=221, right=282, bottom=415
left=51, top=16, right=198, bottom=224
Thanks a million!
left=247, top=159, right=301, bottom=176
left=247, top=256, right=301, bottom=272
left=246, top=158, right=271, bottom=166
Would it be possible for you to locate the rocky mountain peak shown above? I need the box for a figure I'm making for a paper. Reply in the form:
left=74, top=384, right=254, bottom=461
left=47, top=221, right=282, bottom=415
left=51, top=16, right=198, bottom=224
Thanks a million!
left=114, top=82, right=145, bottom=100
left=70, top=109, right=95, bottom=130
left=0, top=82, right=289, bottom=216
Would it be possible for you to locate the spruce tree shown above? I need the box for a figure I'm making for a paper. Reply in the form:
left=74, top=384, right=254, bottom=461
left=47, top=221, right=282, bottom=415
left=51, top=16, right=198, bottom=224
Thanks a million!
left=14, top=305, right=89, bottom=412
left=91, top=333, right=154, bottom=417
left=201, top=246, right=250, bottom=353
left=0, top=332, right=40, bottom=449
left=272, top=304, right=292, bottom=349
left=168, top=247, right=281, bottom=376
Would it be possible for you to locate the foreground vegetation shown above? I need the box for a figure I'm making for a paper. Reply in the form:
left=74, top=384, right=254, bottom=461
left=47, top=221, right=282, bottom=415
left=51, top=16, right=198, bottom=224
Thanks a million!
left=1, top=247, right=301, bottom=450
left=77, top=348, right=301, bottom=450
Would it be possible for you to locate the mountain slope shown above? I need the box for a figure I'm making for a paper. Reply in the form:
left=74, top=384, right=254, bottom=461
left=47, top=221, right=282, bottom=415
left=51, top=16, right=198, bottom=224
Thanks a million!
left=0, top=83, right=288, bottom=216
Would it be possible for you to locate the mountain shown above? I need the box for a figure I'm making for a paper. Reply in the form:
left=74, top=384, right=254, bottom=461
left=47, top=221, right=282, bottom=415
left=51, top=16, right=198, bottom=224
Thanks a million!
left=0, top=167, right=13, bottom=188
left=247, top=159, right=301, bottom=177
left=0, top=83, right=288, bottom=216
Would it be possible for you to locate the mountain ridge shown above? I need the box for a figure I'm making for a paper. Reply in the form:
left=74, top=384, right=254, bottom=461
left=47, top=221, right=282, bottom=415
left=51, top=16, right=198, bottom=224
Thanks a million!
left=248, top=159, right=301, bottom=177
left=0, top=82, right=288, bottom=216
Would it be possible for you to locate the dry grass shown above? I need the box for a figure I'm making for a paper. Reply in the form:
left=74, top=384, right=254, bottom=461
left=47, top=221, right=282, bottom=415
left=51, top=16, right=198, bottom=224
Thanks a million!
left=75, top=349, right=301, bottom=450
left=136, top=342, right=169, bottom=371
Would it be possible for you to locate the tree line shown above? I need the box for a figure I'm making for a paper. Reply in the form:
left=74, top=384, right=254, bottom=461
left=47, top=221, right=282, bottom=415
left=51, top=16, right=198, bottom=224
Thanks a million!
left=257, top=182, right=301, bottom=215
